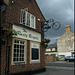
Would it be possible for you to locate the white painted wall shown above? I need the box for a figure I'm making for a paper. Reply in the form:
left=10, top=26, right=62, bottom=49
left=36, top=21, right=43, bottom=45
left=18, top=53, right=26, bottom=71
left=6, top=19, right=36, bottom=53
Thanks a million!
left=58, top=52, right=71, bottom=57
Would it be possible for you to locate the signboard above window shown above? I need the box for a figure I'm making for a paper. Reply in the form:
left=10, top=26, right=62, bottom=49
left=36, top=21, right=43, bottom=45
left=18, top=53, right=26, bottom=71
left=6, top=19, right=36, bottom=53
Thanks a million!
left=13, top=25, right=41, bottom=42
left=20, top=9, right=36, bottom=29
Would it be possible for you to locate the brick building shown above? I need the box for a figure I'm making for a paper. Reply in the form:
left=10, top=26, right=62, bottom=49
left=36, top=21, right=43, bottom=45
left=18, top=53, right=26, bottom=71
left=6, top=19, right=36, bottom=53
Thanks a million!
left=0, top=0, right=46, bottom=75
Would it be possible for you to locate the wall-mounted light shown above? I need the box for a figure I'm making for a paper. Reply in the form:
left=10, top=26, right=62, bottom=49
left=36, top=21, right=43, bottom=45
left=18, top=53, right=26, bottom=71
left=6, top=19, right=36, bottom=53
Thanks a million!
left=37, top=18, right=45, bottom=22
left=11, top=0, right=15, bottom=4
left=37, top=19, right=41, bottom=22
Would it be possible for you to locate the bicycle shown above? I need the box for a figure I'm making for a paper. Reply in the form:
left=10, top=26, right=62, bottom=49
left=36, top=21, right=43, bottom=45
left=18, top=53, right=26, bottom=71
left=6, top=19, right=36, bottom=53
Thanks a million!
left=43, top=18, right=61, bottom=32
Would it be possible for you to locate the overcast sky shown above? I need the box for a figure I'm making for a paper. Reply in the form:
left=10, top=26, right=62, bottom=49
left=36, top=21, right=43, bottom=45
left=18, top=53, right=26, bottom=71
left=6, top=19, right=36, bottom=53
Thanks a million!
left=36, top=0, right=74, bottom=44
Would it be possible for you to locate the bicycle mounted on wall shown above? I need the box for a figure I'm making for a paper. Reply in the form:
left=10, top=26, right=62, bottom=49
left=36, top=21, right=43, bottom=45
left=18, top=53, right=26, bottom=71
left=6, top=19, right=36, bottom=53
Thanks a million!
left=40, top=18, right=61, bottom=32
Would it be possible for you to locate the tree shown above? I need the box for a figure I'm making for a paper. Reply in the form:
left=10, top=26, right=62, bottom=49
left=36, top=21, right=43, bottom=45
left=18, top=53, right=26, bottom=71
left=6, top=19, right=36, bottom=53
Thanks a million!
left=43, top=38, right=50, bottom=49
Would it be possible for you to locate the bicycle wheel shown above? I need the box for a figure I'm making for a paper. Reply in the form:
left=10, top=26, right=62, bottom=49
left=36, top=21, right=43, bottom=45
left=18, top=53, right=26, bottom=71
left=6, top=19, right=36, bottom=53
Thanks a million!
left=44, top=24, right=51, bottom=32
left=52, top=21, right=61, bottom=30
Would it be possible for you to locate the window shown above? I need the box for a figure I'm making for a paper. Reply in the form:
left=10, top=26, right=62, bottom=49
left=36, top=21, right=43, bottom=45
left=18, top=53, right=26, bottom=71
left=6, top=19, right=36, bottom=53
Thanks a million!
left=32, top=48, right=39, bottom=60
left=27, top=13, right=30, bottom=26
left=31, top=15, right=35, bottom=28
left=51, top=48, right=57, bottom=52
left=52, top=48, right=55, bottom=51
left=46, top=49, right=51, bottom=52
left=21, top=10, right=26, bottom=25
left=30, top=42, right=40, bottom=63
left=20, top=9, right=36, bottom=28
left=12, top=39, right=26, bottom=65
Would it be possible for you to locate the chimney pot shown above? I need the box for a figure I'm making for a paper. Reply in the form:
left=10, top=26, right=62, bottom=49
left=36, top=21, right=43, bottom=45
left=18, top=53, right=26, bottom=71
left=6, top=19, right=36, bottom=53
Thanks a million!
left=65, top=25, right=71, bottom=32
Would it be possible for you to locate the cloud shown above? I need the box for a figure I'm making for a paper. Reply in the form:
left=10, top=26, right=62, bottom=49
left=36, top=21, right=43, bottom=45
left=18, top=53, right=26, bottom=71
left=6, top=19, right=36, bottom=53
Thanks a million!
left=36, top=0, right=74, bottom=43
left=50, top=37, right=60, bottom=39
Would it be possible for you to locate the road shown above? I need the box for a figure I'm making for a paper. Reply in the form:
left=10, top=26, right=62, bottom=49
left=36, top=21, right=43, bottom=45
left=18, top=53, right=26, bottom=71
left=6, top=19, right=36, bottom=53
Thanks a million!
left=46, top=61, right=74, bottom=67
left=34, top=61, right=74, bottom=75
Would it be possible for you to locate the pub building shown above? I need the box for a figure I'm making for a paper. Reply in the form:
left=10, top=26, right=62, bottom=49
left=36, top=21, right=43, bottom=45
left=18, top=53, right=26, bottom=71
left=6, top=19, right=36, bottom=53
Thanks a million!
left=0, top=0, right=46, bottom=75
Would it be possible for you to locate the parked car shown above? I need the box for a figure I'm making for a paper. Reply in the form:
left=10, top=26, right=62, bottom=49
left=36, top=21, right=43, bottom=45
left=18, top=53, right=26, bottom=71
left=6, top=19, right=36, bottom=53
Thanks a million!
left=65, top=56, right=75, bottom=62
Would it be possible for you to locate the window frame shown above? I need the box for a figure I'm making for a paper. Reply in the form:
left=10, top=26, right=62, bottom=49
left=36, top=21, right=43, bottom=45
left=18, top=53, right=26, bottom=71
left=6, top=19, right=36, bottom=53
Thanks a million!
left=30, top=41, right=40, bottom=63
left=11, top=38, right=27, bottom=65
left=20, top=9, right=36, bottom=29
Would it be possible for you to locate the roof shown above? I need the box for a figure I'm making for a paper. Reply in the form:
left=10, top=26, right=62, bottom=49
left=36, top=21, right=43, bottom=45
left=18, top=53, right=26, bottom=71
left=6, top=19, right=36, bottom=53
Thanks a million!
left=57, top=31, right=74, bottom=41
left=47, top=43, right=57, bottom=49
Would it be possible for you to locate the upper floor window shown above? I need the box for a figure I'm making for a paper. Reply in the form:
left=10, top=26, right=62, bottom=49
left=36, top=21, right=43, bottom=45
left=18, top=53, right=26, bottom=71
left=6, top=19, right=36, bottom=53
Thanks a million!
left=20, top=9, right=36, bottom=29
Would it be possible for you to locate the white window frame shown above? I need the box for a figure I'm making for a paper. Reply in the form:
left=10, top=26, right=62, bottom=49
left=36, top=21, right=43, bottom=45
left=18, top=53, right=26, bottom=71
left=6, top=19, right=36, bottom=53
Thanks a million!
left=11, top=38, right=27, bottom=65
left=20, top=9, right=36, bottom=29
left=30, top=41, right=40, bottom=63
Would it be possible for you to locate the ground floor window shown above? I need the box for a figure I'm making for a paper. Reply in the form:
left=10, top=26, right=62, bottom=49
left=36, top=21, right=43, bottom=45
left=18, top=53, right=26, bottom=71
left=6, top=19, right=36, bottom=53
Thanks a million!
left=32, top=48, right=39, bottom=60
left=30, top=41, right=40, bottom=63
left=12, top=38, right=26, bottom=65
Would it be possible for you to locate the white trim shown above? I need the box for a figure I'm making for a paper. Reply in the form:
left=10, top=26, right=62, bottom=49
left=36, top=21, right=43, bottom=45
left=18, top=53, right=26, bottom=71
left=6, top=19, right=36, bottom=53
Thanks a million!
left=30, top=41, right=40, bottom=63
left=11, top=38, right=27, bottom=65
left=20, top=9, right=36, bottom=29
left=20, top=9, right=23, bottom=24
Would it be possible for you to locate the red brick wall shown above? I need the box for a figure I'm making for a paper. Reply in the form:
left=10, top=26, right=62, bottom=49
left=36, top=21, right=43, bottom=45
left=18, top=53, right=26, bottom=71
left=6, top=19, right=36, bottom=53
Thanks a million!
left=5, top=0, right=44, bottom=32
left=1, top=0, right=45, bottom=75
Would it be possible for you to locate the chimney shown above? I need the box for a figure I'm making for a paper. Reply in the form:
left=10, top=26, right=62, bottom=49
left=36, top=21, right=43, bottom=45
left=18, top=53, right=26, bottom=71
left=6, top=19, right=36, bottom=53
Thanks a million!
left=65, top=25, right=71, bottom=32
